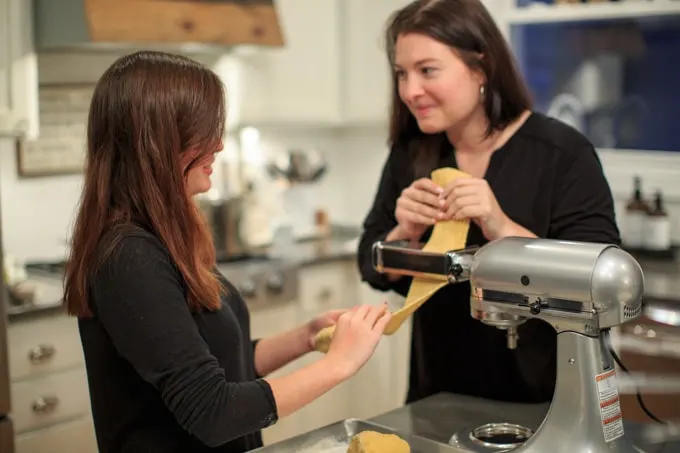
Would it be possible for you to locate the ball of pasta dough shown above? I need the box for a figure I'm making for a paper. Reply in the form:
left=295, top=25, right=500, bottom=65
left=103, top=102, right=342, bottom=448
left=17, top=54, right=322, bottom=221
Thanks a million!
left=347, top=431, right=410, bottom=453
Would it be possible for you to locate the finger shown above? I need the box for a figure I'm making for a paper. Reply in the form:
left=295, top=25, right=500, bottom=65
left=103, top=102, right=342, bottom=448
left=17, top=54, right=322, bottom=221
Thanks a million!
left=452, top=205, right=485, bottom=221
left=352, top=304, right=371, bottom=322
left=404, top=186, right=443, bottom=209
left=444, top=194, right=478, bottom=218
left=412, top=178, right=444, bottom=195
left=440, top=183, right=479, bottom=201
left=325, top=309, right=347, bottom=321
left=336, top=311, right=353, bottom=329
left=447, top=176, right=481, bottom=189
left=364, top=302, right=388, bottom=327
left=320, top=310, right=347, bottom=327
left=404, top=210, right=438, bottom=226
left=399, top=197, right=442, bottom=221
left=397, top=201, right=437, bottom=226
left=373, top=311, right=392, bottom=334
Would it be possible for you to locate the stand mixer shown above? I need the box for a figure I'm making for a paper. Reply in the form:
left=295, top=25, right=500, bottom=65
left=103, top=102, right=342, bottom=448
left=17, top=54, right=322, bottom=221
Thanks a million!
left=372, top=236, right=647, bottom=453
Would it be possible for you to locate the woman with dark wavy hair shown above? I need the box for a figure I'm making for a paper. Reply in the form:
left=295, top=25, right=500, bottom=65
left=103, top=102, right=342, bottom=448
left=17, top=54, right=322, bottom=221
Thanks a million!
left=63, top=50, right=390, bottom=453
left=358, top=0, right=620, bottom=406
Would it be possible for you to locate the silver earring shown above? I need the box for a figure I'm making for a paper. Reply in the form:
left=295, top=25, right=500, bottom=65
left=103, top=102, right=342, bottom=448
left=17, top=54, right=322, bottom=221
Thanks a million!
left=480, top=85, right=486, bottom=98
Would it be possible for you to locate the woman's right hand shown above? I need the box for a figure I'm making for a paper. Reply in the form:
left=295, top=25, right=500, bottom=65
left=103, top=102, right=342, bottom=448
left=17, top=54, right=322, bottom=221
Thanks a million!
left=325, top=304, right=391, bottom=378
left=395, top=178, right=445, bottom=239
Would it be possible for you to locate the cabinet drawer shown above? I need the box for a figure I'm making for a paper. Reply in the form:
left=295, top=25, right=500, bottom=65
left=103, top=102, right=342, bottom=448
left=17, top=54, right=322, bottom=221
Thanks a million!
left=11, top=367, right=91, bottom=434
left=8, top=314, right=84, bottom=381
left=299, top=262, right=354, bottom=313
left=15, top=416, right=98, bottom=453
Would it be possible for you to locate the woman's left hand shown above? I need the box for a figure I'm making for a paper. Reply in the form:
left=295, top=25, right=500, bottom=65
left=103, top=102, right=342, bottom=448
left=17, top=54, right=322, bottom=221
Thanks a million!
left=439, top=177, right=512, bottom=241
left=305, top=309, right=348, bottom=351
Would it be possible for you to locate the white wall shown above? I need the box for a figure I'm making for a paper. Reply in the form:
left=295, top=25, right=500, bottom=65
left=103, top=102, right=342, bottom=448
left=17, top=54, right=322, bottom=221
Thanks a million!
left=1, top=51, right=679, bottom=262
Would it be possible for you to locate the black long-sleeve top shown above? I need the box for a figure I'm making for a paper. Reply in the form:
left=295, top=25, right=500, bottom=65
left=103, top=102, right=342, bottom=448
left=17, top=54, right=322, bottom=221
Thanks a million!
left=78, top=229, right=278, bottom=453
left=358, top=112, right=621, bottom=404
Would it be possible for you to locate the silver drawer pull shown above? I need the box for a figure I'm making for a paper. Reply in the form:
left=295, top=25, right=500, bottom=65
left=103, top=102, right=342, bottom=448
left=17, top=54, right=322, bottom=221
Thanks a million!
left=31, top=395, right=59, bottom=414
left=28, top=344, right=56, bottom=364
left=318, top=288, right=332, bottom=303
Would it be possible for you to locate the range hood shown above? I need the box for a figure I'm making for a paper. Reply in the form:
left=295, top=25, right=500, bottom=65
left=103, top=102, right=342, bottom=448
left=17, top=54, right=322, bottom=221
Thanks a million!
left=33, top=0, right=285, bottom=53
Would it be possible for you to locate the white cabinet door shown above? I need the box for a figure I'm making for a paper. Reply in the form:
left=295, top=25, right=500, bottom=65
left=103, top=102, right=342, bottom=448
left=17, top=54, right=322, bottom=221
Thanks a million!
left=348, top=284, right=410, bottom=419
left=15, top=416, right=98, bottom=453
left=342, top=0, right=411, bottom=125
left=293, top=262, right=358, bottom=434
left=248, top=301, right=303, bottom=446
left=0, top=0, right=39, bottom=138
left=239, top=0, right=343, bottom=127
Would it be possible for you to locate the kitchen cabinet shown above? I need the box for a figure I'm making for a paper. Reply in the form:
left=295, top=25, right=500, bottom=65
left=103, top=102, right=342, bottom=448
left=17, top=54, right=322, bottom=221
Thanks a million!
left=257, top=259, right=410, bottom=446
left=292, top=260, right=410, bottom=428
left=0, top=0, right=39, bottom=138
left=289, top=261, right=358, bottom=434
left=255, top=260, right=358, bottom=446
left=7, top=312, right=97, bottom=453
left=350, top=286, right=411, bottom=420
left=15, top=416, right=97, bottom=453
left=248, top=298, right=302, bottom=446
left=341, top=0, right=411, bottom=125
left=238, top=0, right=343, bottom=127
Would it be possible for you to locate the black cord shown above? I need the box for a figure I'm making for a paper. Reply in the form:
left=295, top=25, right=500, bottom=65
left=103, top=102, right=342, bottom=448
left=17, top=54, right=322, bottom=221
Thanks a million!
left=605, top=330, right=666, bottom=425
left=605, top=331, right=671, bottom=452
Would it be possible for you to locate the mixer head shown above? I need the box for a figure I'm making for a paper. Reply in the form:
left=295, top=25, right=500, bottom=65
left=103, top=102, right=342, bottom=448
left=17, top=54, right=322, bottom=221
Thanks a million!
left=372, top=237, right=645, bottom=348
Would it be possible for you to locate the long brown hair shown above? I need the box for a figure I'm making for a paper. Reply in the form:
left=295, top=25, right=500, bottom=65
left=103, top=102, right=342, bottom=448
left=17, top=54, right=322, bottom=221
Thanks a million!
left=63, top=50, right=226, bottom=317
left=385, top=0, right=533, bottom=176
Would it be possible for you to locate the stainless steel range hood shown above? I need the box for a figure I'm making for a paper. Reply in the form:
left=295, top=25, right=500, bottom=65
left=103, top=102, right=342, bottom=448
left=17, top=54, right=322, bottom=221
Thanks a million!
left=33, top=0, right=285, bottom=53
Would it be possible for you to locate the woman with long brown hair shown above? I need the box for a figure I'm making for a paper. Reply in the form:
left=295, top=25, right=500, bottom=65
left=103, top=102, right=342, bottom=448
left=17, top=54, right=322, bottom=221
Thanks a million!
left=358, top=0, right=619, bottom=406
left=63, top=50, right=390, bottom=453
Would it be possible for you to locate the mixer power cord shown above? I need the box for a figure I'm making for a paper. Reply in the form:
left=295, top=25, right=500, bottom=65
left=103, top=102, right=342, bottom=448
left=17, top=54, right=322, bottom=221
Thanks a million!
left=605, top=330, right=666, bottom=425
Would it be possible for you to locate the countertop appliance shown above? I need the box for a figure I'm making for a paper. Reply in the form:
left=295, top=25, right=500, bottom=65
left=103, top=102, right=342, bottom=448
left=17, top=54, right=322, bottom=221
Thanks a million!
left=371, top=236, right=646, bottom=453
left=196, top=191, right=253, bottom=262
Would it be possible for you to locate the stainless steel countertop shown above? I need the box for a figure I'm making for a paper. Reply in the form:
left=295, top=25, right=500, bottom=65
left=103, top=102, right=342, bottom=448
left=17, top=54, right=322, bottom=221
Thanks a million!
left=368, top=392, right=679, bottom=452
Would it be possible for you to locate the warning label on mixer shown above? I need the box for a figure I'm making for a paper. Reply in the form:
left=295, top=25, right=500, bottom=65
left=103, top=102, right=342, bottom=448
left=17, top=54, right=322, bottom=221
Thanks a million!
left=596, top=369, right=625, bottom=442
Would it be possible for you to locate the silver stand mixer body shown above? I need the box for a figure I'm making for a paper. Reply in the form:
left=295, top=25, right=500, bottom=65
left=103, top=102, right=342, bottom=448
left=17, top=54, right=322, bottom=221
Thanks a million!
left=372, top=236, right=647, bottom=453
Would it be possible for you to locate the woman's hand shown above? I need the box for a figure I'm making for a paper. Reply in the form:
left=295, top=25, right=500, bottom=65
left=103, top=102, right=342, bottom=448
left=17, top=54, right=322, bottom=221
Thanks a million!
left=325, top=304, right=391, bottom=378
left=305, top=309, right=347, bottom=351
left=439, top=177, right=512, bottom=241
left=394, top=178, right=446, bottom=240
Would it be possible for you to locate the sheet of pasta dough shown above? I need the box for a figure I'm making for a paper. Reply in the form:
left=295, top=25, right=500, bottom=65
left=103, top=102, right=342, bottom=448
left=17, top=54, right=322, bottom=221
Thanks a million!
left=382, top=167, right=470, bottom=335
left=314, top=167, right=470, bottom=351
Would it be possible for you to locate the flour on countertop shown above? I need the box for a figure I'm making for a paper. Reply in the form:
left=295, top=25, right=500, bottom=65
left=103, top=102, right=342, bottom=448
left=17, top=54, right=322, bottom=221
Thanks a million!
left=293, top=437, right=348, bottom=453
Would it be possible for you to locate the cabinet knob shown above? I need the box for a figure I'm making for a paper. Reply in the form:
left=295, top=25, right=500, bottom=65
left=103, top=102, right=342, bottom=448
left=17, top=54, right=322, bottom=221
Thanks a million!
left=27, top=344, right=56, bottom=364
left=31, top=395, right=59, bottom=414
left=318, top=288, right=332, bottom=303
left=239, top=280, right=257, bottom=298
left=266, top=273, right=284, bottom=294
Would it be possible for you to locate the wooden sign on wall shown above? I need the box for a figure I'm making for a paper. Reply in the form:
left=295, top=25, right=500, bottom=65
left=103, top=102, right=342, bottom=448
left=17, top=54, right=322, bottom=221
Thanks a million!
left=16, top=84, right=94, bottom=178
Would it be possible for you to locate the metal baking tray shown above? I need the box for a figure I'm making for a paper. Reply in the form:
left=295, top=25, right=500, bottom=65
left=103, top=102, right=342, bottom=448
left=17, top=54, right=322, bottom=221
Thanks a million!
left=250, top=418, right=460, bottom=452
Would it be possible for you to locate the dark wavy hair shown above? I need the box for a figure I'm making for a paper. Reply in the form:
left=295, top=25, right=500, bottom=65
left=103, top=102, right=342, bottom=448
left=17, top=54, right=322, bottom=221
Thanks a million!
left=385, top=0, right=533, bottom=176
left=64, top=50, right=226, bottom=317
